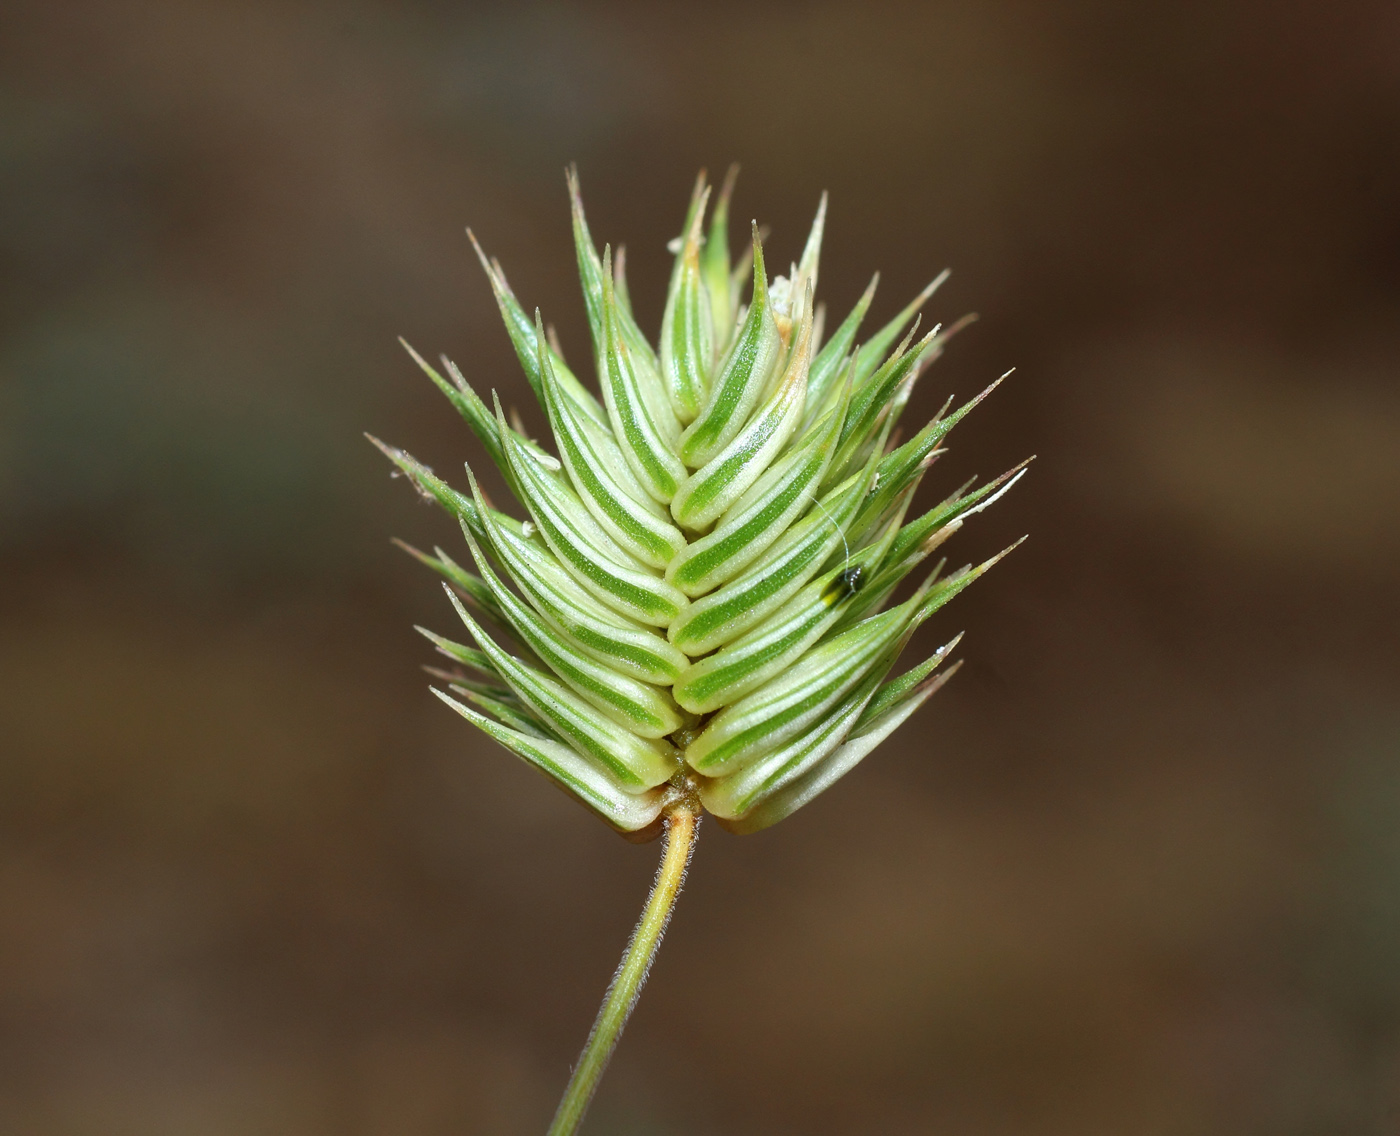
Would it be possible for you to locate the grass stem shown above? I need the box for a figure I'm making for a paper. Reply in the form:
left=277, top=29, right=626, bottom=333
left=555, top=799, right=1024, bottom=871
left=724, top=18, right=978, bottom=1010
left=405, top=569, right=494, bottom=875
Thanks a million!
left=547, top=805, right=699, bottom=1136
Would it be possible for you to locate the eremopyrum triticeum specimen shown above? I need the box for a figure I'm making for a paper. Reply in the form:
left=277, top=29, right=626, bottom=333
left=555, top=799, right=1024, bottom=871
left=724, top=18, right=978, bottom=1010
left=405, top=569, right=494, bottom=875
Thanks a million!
left=374, top=166, right=1027, bottom=1134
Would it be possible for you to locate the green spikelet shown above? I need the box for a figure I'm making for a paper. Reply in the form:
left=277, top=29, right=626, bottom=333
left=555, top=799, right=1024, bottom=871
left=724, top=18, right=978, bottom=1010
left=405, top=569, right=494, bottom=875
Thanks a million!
left=379, top=168, right=1027, bottom=837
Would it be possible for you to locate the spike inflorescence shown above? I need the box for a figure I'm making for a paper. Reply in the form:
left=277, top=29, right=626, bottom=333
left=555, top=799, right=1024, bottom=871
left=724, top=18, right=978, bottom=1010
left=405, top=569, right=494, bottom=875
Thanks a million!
left=377, top=166, right=1027, bottom=837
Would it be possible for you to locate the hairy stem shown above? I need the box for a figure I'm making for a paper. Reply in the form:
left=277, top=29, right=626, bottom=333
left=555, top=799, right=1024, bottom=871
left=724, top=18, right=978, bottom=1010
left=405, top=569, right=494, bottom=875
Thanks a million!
left=547, top=805, right=699, bottom=1136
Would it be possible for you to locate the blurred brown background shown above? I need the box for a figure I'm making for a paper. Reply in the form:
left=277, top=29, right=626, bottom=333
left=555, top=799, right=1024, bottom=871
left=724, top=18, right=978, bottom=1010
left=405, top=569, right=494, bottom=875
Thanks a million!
left=2, top=1, right=1398, bottom=1133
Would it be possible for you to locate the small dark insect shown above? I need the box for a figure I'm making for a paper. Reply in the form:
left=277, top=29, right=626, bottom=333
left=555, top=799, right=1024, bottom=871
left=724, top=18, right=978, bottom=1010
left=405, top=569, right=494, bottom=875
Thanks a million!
left=821, top=564, right=865, bottom=606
